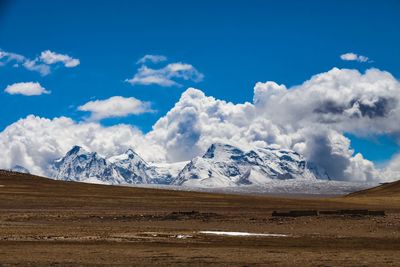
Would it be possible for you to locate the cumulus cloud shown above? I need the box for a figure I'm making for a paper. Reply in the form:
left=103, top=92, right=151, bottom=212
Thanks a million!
left=0, top=49, right=50, bottom=75
left=1, top=67, right=400, bottom=182
left=0, top=50, right=25, bottom=64
left=0, top=48, right=79, bottom=75
left=253, top=68, right=400, bottom=138
left=137, top=54, right=167, bottom=64
left=0, top=115, right=165, bottom=175
left=296, top=128, right=377, bottom=181
left=378, top=154, right=400, bottom=182
left=40, top=50, right=80, bottom=67
left=127, top=57, right=204, bottom=87
left=148, top=88, right=257, bottom=161
left=340, top=52, right=370, bottom=63
left=386, top=154, right=400, bottom=173
left=22, top=60, right=51, bottom=76
left=148, top=68, right=400, bottom=181
left=4, top=82, right=50, bottom=96
left=78, top=96, right=154, bottom=121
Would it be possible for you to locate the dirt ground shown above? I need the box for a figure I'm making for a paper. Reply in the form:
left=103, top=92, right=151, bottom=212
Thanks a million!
left=1, top=171, right=400, bottom=266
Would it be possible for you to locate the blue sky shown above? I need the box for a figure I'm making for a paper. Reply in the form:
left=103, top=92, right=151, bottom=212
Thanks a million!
left=1, top=0, right=400, bottom=164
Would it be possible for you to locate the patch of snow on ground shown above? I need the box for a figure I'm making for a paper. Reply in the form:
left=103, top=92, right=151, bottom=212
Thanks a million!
left=176, top=234, right=193, bottom=239
left=199, top=231, right=288, bottom=237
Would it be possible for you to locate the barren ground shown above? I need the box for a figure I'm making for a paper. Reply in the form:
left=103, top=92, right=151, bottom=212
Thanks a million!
left=1, top=171, right=400, bottom=266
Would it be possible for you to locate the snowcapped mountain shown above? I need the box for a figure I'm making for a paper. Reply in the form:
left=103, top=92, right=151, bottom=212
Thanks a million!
left=173, top=143, right=329, bottom=187
left=49, top=143, right=331, bottom=189
left=50, top=146, right=113, bottom=184
left=50, top=146, right=168, bottom=185
left=108, top=149, right=157, bottom=184
left=151, top=161, right=189, bottom=183
left=10, top=165, right=30, bottom=174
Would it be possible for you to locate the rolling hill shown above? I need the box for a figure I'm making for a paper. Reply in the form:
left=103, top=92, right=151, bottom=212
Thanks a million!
left=1, top=170, right=400, bottom=266
left=347, top=179, right=400, bottom=197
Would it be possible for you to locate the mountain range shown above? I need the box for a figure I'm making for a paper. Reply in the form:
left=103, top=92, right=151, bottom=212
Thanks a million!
left=49, top=145, right=173, bottom=185
left=173, top=143, right=329, bottom=187
left=45, top=143, right=330, bottom=187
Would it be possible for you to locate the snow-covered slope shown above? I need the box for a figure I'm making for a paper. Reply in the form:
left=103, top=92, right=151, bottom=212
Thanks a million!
left=50, top=146, right=167, bottom=185
left=108, top=149, right=158, bottom=184
left=50, top=146, right=114, bottom=184
left=151, top=161, right=189, bottom=184
left=49, top=143, right=355, bottom=195
left=10, top=165, right=30, bottom=174
left=173, top=143, right=329, bottom=187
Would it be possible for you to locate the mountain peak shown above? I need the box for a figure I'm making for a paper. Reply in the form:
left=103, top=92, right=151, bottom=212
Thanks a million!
left=66, top=145, right=87, bottom=156
left=50, top=142, right=330, bottom=189
left=124, top=148, right=137, bottom=157
left=50, top=146, right=165, bottom=185
left=108, top=148, right=143, bottom=163
left=203, top=143, right=244, bottom=160
left=11, top=165, right=30, bottom=174
left=125, top=148, right=134, bottom=154
left=175, top=142, right=327, bottom=187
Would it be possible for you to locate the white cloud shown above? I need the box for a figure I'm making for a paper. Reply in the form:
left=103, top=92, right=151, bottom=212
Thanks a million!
left=386, top=154, right=400, bottom=173
left=0, top=48, right=79, bottom=75
left=78, top=96, right=154, bottom=121
left=0, top=115, right=165, bottom=175
left=378, top=154, right=400, bottom=182
left=147, top=88, right=257, bottom=161
left=0, top=49, right=50, bottom=76
left=127, top=58, right=204, bottom=87
left=253, top=68, right=400, bottom=137
left=340, top=52, right=370, bottom=63
left=4, top=82, right=50, bottom=96
left=148, top=68, right=400, bottom=181
left=22, top=60, right=51, bottom=76
left=1, top=67, right=400, bottom=182
left=0, top=50, right=25, bottom=63
left=40, top=50, right=80, bottom=67
left=137, top=54, right=167, bottom=64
